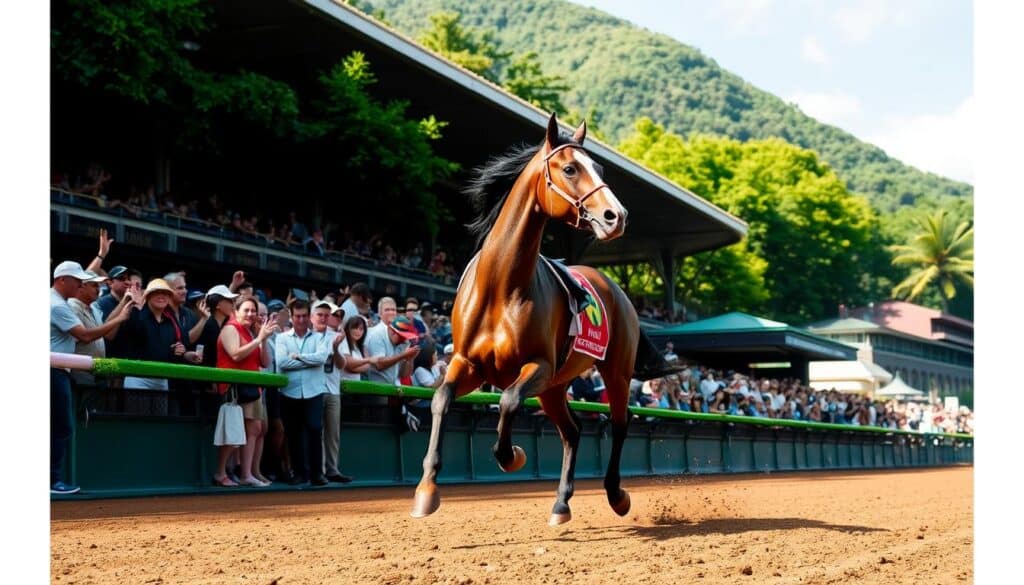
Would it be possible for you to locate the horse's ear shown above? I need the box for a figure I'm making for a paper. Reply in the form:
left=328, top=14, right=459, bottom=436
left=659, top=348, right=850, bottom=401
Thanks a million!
left=572, top=120, right=587, bottom=145
left=545, top=112, right=560, bottom=149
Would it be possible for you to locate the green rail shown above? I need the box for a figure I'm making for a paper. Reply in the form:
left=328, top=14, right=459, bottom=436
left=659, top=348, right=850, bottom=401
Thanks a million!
left=342, top=380, right=973, bottom=440
left=80, top=361, right=971, bottom=440
left=55, top=359, right=972, bottom=499
left=91, top=358, right=289, bottom=388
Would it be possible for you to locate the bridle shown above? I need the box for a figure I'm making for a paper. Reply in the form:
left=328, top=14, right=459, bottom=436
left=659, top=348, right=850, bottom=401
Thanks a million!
left=542, top=143, right=609, bottom=229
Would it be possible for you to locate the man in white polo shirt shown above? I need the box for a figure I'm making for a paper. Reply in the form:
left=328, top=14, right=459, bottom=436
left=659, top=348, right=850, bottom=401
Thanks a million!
left=50, top=261, right=131, bottom=495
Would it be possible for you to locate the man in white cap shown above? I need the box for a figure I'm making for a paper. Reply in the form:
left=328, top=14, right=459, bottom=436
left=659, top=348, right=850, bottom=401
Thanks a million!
left=50, top=261, right=133, bottom=495
left=67, top=271, right=136, bottom=386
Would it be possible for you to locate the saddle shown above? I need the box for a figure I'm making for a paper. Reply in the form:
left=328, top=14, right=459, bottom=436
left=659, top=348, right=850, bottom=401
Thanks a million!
left=539, top=255, right=592, bottom=316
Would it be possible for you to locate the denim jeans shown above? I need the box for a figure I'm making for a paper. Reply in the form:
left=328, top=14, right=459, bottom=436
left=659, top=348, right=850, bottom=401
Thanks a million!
left=51, top=369, right=73, bottom=485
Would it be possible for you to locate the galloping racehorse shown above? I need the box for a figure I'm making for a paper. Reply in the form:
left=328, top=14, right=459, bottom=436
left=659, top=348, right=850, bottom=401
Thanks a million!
left=412, top=113, right=667, bottom=525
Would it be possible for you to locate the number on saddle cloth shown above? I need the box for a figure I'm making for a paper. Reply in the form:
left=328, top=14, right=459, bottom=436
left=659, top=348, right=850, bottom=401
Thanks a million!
left=541, top=256, right=592, bottom=315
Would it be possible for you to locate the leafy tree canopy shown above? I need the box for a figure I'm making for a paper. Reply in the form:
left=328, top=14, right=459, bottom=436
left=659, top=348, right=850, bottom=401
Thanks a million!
left=618, top=119, right=879, bottom=323
left=51, top=0, right=457, bottom=237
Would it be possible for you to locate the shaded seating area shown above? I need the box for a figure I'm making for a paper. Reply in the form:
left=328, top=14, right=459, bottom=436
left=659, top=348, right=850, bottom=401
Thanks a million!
left=647, top=312, right=857, bottom=382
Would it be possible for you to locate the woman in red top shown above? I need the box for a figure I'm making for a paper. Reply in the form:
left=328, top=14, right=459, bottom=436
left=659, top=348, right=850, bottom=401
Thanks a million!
left=216, top=297, right=278, bottom=487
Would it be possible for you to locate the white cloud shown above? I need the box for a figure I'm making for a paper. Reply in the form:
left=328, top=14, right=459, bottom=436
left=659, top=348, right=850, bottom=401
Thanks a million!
left=787, top=90, right=862, bottom=127
left=705, top=0, right=776, bottom=36
left=832, top=0, right=912, bottom=43
left=801, top=36, right=831, bottom=66
left=864, top=96, right=975, bottom=183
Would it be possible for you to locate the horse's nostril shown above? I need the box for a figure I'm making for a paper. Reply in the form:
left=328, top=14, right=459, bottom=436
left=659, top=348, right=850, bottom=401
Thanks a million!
left=604, top=209, right=618, bottom=223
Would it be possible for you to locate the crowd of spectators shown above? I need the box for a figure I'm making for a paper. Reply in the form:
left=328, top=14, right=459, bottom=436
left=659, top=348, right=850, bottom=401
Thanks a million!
left=49, top=230, right=457, bottom=494
left=51, top=164, right=459, bottom=279
left=560, top=343, right=974, bottom=435
left=49, top=196, right=973, bottom=496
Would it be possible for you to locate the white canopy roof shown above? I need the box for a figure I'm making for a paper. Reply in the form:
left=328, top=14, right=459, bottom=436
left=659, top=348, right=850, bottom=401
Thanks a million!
left=808, top=360, right=893, bottom=394
left=875, top=373, right=926, bottom=397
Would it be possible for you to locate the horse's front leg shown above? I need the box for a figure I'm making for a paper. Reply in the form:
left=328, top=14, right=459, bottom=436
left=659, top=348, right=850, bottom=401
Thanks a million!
left=537, top=389, right=582, bottom=525
left=411, top=355, right=481, bottom=518
left=493, top=361, right=551, bottom=472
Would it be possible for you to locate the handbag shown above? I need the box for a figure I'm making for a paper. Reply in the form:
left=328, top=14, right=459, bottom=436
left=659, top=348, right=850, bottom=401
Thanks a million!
left=234, top=384, right=261, bottom=404
left=213, top=390, right=246, bottom=446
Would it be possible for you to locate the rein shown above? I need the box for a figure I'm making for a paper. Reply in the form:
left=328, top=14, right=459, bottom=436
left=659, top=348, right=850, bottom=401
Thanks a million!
left=542, top=143, right=609, bottom=229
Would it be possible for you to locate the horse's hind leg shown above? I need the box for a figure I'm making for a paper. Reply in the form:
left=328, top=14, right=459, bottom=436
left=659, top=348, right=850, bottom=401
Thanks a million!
left=599, top=370, right=632, bottom=516
left=493, top=361, right=551, bottom=472
left=412, top=355, right=481, bottom=518
left=537, top=389, right=582, bottom=526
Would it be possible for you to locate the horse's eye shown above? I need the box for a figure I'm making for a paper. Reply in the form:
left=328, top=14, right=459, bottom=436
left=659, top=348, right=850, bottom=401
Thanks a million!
left=562, top=165, right=577, bottom=177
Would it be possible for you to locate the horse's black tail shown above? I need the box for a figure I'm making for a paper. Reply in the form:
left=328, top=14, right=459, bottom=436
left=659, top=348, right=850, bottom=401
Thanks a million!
left=633, top=329, right=685, bottom=380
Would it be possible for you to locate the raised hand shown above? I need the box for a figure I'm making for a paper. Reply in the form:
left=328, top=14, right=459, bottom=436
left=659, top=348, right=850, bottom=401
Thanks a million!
left=258, top=313, right=279, bottom=340
left=230, top=270, right=245, bottom=290
left=196, top=297, right=211, bottom=319
left=98, top=228, right=114, bottom=259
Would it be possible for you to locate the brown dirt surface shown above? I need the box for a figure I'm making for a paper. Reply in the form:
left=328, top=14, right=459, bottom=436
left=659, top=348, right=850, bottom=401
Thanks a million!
left=51, top=467, right=972, bottom=585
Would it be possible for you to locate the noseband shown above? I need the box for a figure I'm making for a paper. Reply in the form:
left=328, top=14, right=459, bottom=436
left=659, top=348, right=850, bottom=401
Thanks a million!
left=543, top=143, right=609, bottom=229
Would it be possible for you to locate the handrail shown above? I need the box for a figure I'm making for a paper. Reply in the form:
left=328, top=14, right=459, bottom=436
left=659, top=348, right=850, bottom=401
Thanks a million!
left=340, top=381, right=974, bottom=440
left=53, top=355, right=972, bottom=439
left=52, top=353, right=288, bottom=387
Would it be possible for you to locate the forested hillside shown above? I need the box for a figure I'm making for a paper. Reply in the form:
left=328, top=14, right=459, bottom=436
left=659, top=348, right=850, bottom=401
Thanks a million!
left=365, top=0, right=972, bottom=223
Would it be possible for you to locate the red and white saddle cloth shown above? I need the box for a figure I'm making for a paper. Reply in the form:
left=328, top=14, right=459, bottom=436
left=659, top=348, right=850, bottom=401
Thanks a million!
left=568, top=268, right=610, bottom=360
left=537, top=257, right=610, bottom=361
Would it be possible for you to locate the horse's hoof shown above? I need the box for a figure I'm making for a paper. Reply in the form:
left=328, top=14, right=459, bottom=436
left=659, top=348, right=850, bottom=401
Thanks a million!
left=610, top=489, right=631, bottom=517
left=411, top=484, right=441, bottom=518
left=548, top=512, right=572, bottom=526
left=497, top=445, right=527, bottom=473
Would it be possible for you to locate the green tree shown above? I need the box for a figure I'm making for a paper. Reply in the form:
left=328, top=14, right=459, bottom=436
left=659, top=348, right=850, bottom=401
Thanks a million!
left=503, top=51, right=569, bottom=113
left=418, top=11, right=510, bottom=82
left=302, top=53, right=460, bottom=238
left=618, top=118, right=879, bottom=323
left=52, top=0, right=300, bottom=151
left=889, top=210, right=974, bottom=313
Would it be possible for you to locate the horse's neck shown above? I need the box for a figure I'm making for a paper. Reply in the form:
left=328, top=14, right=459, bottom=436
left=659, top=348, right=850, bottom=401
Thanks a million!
left=477, top=174, right=546, bottom=296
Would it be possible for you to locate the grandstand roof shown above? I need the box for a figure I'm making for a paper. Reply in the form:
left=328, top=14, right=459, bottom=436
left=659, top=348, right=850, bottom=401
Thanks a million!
left=205, top=0, right=747, bottom=265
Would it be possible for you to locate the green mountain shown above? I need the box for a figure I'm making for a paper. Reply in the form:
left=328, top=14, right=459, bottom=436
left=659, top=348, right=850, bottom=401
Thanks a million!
left=364, top=0, right=972, bottom=220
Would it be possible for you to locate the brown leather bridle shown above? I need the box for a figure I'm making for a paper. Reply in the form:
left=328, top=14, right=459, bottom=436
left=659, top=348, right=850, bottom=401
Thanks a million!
left=542, top=143, right=609, bottom=229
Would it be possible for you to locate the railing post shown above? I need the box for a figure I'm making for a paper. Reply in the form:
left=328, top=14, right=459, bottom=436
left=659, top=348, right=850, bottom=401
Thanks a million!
left=722, top=423, right=733, bottom=473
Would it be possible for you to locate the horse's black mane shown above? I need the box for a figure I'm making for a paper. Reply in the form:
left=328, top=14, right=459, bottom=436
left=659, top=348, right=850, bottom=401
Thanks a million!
left=464, top=132, right=575, bottom=250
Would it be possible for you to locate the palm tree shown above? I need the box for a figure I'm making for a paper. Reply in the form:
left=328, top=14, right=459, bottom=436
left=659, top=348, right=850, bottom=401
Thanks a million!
left=889, top=210, right=973, bottom=313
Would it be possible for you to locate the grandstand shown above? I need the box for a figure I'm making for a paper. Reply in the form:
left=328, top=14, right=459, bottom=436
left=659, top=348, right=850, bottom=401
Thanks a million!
left=51, top=0, right=745, bottom=299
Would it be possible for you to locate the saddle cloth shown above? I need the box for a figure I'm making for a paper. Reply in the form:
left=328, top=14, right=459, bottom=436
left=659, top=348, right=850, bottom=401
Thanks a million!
left=539, top=256, right=610, bottom=361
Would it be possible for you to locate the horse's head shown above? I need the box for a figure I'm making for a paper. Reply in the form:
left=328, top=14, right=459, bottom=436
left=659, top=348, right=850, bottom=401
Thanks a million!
left=537, top=113, right=628, bottom=240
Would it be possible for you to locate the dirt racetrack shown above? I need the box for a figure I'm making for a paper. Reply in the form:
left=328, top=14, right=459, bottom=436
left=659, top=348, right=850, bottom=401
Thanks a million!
left=52, top=467, right=972, bottom=585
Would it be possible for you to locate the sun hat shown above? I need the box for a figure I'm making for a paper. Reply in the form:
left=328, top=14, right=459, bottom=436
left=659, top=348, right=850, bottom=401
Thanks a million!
left=143, top=278, right=175, bottom=298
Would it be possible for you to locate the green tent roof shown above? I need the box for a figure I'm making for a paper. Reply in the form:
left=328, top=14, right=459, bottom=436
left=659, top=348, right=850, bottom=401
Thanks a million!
left=659, top=312, right=789, bottom=335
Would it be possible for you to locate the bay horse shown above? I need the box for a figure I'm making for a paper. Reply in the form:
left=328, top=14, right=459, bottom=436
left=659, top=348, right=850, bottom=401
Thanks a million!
left=412, top=113, right=665, bottom=525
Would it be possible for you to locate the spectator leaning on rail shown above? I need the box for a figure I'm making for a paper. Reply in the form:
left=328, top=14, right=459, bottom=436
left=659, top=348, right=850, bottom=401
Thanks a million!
left=118, top=278, right=201, bottom=398
left=275, top=299, right=331, bottom=487
left=311, top=300, right=354, bottom=484
left=50, top=261, right=131, bottom=495
left=215, top=296, right=278, bottom=487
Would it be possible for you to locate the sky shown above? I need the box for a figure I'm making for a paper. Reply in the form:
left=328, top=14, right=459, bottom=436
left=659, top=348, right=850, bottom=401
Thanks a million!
left=569, top=0, right=974, bottom=184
